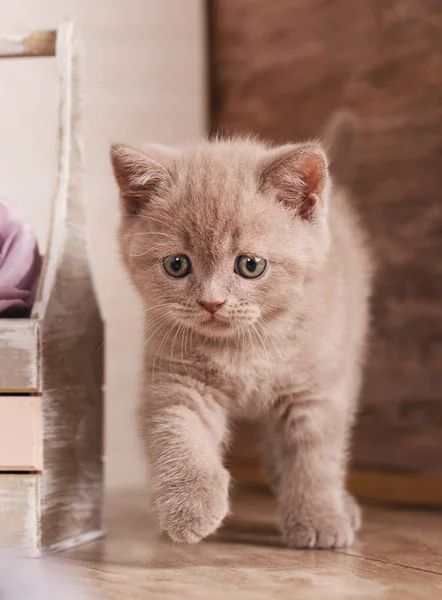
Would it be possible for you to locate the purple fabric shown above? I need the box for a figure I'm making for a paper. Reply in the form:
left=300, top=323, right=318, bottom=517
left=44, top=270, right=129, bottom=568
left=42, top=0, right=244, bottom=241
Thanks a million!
left=0, top=199, right=42, bottom=317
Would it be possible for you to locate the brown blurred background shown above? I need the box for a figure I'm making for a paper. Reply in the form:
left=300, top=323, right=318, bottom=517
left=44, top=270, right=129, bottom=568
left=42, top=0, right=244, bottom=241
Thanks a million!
left=208, top=0, right=442, bottom=505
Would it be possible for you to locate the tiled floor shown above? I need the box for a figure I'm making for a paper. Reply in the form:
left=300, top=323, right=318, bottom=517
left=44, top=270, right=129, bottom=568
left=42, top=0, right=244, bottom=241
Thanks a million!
left=56, top=487, right=442, bottom=599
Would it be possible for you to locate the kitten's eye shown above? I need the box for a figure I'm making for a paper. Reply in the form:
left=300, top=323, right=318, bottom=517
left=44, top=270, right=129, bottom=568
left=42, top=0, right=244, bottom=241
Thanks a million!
left=235, top=255, right=267, bottom=279
left=163, top=254, right=192, bottom=278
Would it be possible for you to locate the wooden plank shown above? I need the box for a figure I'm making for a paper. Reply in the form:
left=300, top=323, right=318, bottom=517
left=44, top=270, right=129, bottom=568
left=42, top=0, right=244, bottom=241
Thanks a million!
left=60, top=489, right=442, bottom=597
left=227, top=421, right=442, bottom=507
left=0, top=396, right=42, bottom=471
left=37, top=20, right=105, bottom=550
left=229, top=464, right=442, bottom=509
left=0, top=30, right=56, bottom=58
left=0, top=320, right=40, bottom=393
left=348, top=471, right=442, bottom=508
left=210, top=0, right=442, bottom=484
left=0, top=474, right=40, bottom=553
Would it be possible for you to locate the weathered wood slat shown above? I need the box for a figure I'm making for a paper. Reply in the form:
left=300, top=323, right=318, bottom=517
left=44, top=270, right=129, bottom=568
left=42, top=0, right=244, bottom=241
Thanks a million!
left=0, top=30, right=56, bottom=58
left=0, top=320, right=40, bottom=393
left=0, top=396, right=42, bottom=471
left=0, top=474, right=40, bottom=553
left=36, top=20, right=105, bottom=551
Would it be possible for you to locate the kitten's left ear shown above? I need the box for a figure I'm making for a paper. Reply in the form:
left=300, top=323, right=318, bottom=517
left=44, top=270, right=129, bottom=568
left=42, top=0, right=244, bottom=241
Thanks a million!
left=260, top=142, right=329, bottom=220
left=110, top=143, right=173, bottom=216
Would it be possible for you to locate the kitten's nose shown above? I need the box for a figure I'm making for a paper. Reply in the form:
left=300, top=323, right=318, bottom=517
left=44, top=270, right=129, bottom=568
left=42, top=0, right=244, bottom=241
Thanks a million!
left=198, top=300, right=225, bottom=314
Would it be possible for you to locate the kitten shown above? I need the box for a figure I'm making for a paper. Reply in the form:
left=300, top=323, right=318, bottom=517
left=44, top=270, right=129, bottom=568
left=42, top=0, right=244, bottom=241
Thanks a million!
left=110, top=122, right=372, bottom=549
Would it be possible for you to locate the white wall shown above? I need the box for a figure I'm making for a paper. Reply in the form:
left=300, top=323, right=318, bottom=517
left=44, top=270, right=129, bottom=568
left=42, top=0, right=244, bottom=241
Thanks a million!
left=0, top=0, right=207, bottom=488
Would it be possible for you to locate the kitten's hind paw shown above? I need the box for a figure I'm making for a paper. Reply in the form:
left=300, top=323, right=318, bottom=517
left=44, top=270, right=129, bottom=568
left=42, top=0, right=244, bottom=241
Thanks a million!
left=281, top=510, right=355, bottom=549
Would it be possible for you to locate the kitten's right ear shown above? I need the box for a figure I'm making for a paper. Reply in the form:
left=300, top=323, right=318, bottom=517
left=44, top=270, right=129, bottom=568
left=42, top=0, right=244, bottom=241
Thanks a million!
left=110, top=144, right=172, bottom=215
left=260, top=142, right=329, bottom=221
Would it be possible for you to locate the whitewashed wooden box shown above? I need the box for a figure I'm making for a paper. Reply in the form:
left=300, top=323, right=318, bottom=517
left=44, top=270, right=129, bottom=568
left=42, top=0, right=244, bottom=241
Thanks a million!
left=0, top=22, right=104, bottom=555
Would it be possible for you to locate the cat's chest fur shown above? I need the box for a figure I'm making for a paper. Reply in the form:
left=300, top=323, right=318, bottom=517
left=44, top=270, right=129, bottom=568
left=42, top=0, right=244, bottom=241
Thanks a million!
left=202, top=337, right=307, bottom=418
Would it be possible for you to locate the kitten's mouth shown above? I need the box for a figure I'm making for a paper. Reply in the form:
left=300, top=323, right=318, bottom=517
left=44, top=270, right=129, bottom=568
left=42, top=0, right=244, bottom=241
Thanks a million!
left=201, top=314, right=232, bottom=329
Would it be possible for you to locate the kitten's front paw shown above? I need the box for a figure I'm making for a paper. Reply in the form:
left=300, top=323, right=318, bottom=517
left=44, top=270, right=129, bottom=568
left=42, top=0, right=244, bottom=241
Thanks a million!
left=280, top=508, right=354, bottom=549
left=154, top=468, right=230, bottom=544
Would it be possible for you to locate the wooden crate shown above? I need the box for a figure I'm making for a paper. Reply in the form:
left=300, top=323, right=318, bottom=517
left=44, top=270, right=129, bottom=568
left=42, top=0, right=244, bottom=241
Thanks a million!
left=0, top=21, right=104, bottom=554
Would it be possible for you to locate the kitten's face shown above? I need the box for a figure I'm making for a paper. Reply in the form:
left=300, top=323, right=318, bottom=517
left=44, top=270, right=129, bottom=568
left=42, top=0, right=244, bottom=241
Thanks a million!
left=112, top=140, right=330, bottom=339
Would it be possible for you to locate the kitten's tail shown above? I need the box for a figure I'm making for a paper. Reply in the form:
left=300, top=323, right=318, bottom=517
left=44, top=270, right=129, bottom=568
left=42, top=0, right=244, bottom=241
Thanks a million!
left=323, top=109, right=360, bottom=186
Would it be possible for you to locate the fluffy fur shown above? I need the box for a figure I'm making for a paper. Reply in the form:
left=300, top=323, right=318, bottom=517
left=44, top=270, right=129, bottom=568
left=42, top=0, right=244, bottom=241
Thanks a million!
left=111, top=126, right=372, bottom=549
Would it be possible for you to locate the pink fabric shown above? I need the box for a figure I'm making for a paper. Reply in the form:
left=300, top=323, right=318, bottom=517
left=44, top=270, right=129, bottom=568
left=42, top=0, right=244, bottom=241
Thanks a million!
left=0, top=199, right=42, bottom=317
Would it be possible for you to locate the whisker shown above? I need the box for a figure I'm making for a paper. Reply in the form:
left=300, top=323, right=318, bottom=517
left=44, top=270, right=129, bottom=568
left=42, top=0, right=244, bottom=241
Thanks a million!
left=152, top=321, right=177, bottom=385
left=130, top=243, right=172, bottom=258
left=251, top=322, right=274, bottom=381
left=143, top=312, right=174, bottom=348
left=135, top=214, right=175, bottom=229
left=142, top=302, right=174, bottom=314
left=169, top=319, right=185, bottom=373
left=179, top=322, right=192, bottom=380
left=257, top=320, right=285, bottom=365
left=124, top=231, right=173, bottom=239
